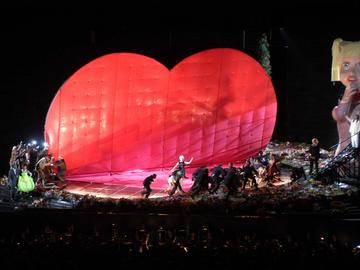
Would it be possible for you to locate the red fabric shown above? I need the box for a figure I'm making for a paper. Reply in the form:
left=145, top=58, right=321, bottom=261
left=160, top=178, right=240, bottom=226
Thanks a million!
left=45, top=48, right=277, bottom=178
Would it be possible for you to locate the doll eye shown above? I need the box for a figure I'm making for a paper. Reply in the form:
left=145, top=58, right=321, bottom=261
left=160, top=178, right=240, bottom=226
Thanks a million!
left=343, top=62, right=350, bottom=71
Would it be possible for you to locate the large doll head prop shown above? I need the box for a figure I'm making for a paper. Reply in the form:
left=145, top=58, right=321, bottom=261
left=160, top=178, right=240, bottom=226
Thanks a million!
left=331, top=38, right=360, bottom=83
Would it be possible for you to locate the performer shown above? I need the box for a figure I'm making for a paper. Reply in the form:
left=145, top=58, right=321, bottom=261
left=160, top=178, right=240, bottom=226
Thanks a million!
left=35, top=155, right=54, bottom=187
left=209, top=164, right=225, bottom=194
left=141, top=174, right=156, bottom=198
left=171, top=155, right=193, bottom=178
left=53, top=156, right=67, bottom=183
left=168, top=169, right=185, bottom=196
left=190, top=166, right=209, bottom=196
left=242, top=159, right=258, bottom=190
left=8, top=146, right=19, bottom=199
left=265, top=154, right=281, bottom=185
left=348, top=114, right=360, bottom=148
left=224, top=162, right=239, bottom=198
left=17, top=163, right=35, bottom=193
left=167, top=173, right=176, bottom=192
left=308, top=138, right=320, bottom=176
left=331, top=38, right=360, bottom=155
left=257, top=150, right=269, bottom=166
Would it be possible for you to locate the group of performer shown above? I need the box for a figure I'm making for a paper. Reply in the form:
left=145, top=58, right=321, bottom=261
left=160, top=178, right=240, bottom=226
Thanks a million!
left=140, top=136, right=326, bottom=199
left=141, top=152, right=288, bottom=199
left=6, top=137, right=321, bottom=201
left=7, top=141, right=66, bottom=199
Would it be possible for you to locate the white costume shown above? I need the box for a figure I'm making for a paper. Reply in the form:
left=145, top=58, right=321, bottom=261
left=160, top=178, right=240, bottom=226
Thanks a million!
left=349, top=118, right=360, bottom=148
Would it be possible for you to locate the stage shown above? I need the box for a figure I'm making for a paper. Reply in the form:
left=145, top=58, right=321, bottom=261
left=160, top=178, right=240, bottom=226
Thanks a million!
left=64, top=168, right=292, bottom=199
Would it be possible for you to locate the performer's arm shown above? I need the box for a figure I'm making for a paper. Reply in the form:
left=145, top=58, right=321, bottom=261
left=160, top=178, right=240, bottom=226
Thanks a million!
left=332, top=86, right=358, bottom=121
left=171, top=162, right=179, bottom=172
left=185, top=157, right=193, bottom=165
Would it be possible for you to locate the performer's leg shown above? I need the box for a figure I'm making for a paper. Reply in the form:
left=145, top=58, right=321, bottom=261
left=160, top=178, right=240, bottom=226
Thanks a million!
left=38, top=171, right=46, bottom=187
left=210, top=182, right=220, bottom=194
left=169, top=177, right=181, bottom=196
left=145, top=187, right=151, bottom=198
left=315, top=159, right=319, bottom=175
left=301, top=167, right=307, bottom=180
left=251, top=176, right=258, bottom=189
left=8, top=168, right=17, bottom=198
left=353, top=135, right=359, bottom=148
left=309, top=159, right=314, bottom=175
left=177, top=180, right=185, bottom=193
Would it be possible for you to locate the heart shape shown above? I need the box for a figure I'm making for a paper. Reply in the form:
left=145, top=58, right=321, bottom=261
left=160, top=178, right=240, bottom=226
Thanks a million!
left=45, top=48, right=277, bottom=177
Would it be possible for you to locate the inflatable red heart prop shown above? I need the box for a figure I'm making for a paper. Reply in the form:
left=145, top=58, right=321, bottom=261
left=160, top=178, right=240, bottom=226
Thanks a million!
left=45, top=48, right=277, bottom=177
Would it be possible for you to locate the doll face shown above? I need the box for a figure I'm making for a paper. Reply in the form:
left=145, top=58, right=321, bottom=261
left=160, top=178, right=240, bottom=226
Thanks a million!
left=340, top=56, right=360, bottom=88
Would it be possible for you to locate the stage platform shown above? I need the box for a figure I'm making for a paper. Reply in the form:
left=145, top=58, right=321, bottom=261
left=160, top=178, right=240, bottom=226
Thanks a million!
left=64, top=168, right=292, bottom=199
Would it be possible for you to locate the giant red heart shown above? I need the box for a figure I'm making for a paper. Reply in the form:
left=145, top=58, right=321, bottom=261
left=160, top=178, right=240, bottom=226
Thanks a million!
left=45, top=48, right=277, bottom=177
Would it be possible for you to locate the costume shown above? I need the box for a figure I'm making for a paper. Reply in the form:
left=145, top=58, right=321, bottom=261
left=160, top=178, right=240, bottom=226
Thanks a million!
left=17, top=171, right=35, bottom=192
left=141, top=174, right=156, bottom=198
left=308, top=144, right=320, bottom=175
left=349, top=118, right=360, bottom=148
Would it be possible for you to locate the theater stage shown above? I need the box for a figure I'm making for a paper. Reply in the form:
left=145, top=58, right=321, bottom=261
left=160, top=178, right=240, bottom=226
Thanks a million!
left=64, top=168, right=292, bottom=199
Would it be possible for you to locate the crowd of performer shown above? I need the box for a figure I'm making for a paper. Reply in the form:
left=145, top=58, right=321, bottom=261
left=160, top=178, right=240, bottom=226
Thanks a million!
left=142, top=148, right=310, bottom=199
left=4, top=138, right=321, bottom=201
left=7, top=140, right=66, bottom=199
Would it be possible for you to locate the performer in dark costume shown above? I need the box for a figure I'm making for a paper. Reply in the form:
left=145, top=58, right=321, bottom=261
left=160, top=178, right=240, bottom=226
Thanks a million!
left=190, top=166, right=210, bottom=196
left=224, top=162, right=239, bottom=199
left=209, top=164, right=225, bottom=194
left=171, top=155, right=193, bottom=178
left=242, top=159, right=258, bottom=190
left=257, top=150, right=269, bottom=166
left=141, top=174, right=156, bottom=198
left=307, top=138, right=320, bottom=176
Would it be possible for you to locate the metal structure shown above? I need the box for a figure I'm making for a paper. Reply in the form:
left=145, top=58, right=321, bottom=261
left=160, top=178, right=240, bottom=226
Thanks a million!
left=318, top=144, right=360, bottom=184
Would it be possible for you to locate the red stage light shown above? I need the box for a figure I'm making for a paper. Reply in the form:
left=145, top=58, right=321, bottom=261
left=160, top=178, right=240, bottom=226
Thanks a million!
left=45, top=48, right=277, bottom=178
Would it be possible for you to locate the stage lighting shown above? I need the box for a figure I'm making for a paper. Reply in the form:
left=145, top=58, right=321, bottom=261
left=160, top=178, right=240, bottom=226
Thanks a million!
left=43, top=142, right=49, bottom=148
left=31, top=140, right=37, bottom=145
left=353, top=244, right=360, bottom=255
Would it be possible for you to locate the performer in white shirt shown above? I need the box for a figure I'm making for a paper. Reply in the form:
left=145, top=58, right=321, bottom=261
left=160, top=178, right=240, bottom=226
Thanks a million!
left=348, top=114, right=360, bottom=148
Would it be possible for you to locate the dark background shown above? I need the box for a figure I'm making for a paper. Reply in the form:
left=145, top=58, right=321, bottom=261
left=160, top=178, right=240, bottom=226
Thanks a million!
left=0, top=1, right=359, bottom=174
